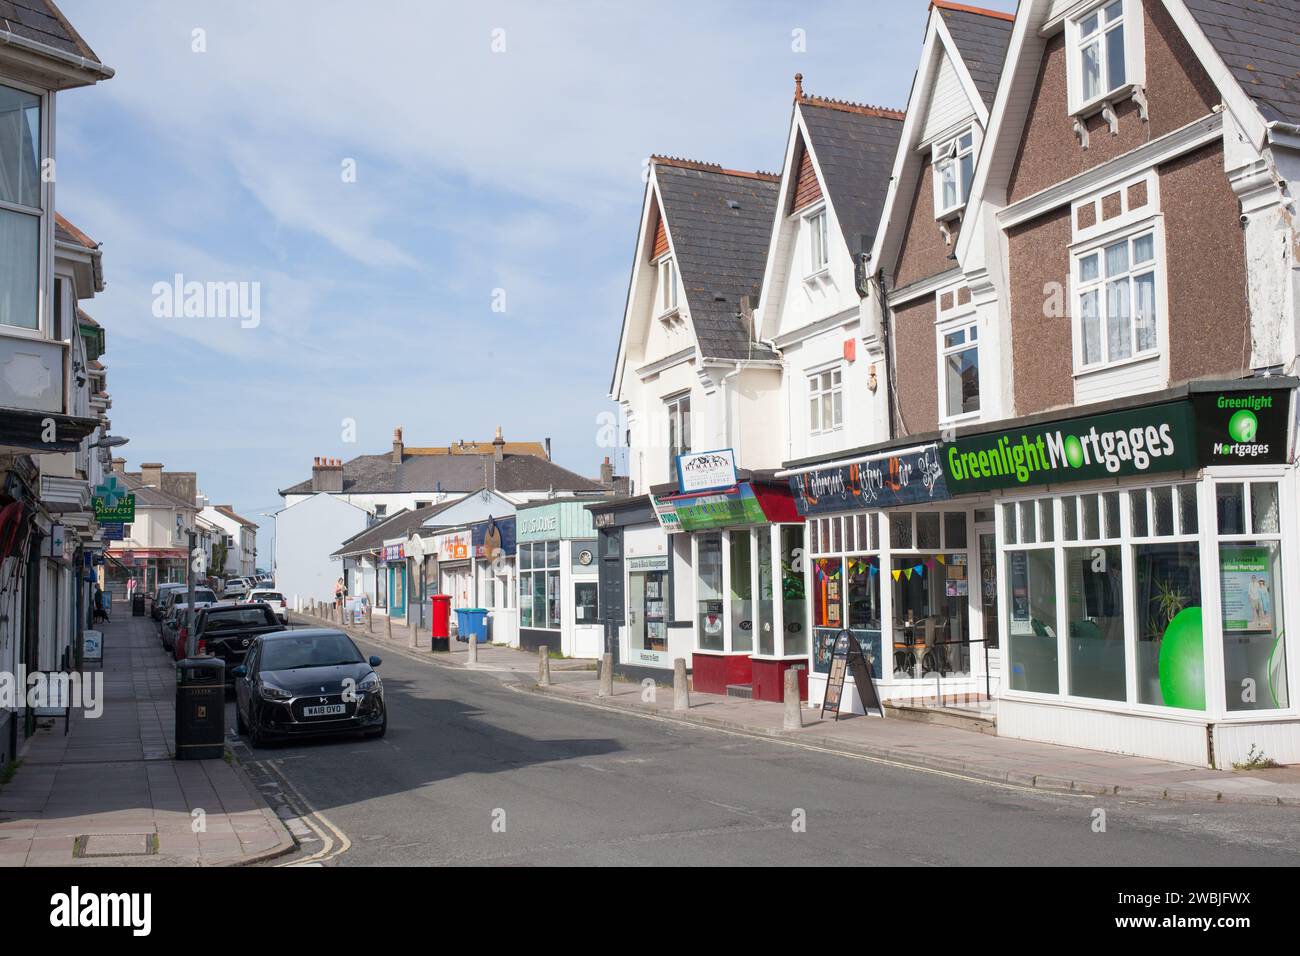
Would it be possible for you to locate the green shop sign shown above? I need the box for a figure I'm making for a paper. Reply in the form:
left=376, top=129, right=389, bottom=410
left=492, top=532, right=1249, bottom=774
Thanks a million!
left=92, top=476, right=136, bottom=522
left=656, top=485, right=767, bottom=532
left=942, top=401, right=1198, bottom=494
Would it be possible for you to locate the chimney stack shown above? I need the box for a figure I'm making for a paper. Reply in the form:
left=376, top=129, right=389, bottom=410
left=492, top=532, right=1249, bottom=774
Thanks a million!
left=544, top=438, right=552, bottom=461
left=392, top=426, right=404, bottom=465
left=140, top=462, right=163, bottom=487
left=110, top=457, right=126, bottom=473
left=600, top=456, right=614, bottom=487
left=493, top=425, right=505, bottom=463
left=311, top=456, right=344, bottom=494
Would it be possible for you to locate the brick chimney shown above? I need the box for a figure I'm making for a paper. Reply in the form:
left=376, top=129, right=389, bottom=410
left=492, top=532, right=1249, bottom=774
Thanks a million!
left=140, top=462, right=163, bottom=487
left=392, top=426, right=404, bottom=465
left=311, top=456, right=344, bottom=494
left=493, top=425, right=505, bottom=463
left=600, top=456, right=614, bottom=487
left=110, top=457, right=126, bottom=473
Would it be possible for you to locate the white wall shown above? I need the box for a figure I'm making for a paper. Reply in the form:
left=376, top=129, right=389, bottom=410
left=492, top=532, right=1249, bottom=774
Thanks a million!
left=274, top=493, right=369, bottom=608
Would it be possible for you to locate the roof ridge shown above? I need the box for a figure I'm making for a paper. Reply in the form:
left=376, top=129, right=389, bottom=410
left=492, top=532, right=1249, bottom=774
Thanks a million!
left=652, top=155, right=780, bottom=182
left=792, top=76, right=904, bottom=120
left=930, top=0, right=1017, bottom=23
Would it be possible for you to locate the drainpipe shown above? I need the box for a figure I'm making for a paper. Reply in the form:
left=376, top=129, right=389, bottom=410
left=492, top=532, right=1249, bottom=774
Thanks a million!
left=876, top=268, right=900, bottom=439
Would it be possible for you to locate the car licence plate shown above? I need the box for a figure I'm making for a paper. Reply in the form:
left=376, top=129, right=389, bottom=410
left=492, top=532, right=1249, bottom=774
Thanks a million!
left=303, top=704, right=346, bottom=717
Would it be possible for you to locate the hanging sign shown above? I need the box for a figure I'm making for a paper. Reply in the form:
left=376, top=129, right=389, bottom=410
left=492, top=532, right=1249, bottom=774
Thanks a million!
left=820, top=629, right=884, bottom=720
left=1192, top=388, right=1292, bottom=466
left=100, top=522, right=125, bottom=541
left=790, top=444, right=949, bottom=515
left=675, top=448, right=737, bottom=494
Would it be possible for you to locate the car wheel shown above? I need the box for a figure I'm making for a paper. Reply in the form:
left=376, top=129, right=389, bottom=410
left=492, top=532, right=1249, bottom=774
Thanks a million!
left=248, top=719, right=267, bottom=748
left=366, top=716, right=387, bottom=740
left=236, top=704, right=248, bottom=735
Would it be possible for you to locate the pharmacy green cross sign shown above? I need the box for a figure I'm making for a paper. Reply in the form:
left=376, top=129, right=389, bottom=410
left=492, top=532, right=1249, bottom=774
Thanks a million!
left=93, top=476, right=135, bottom=522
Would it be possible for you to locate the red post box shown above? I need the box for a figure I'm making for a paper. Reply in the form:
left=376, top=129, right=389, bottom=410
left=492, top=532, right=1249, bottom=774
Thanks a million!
left=430, top=594, right=451, bottom=652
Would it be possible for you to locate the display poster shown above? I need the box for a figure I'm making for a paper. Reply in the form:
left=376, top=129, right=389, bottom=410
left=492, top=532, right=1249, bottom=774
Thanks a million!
left=1219, top=545, right=1274, bottom=632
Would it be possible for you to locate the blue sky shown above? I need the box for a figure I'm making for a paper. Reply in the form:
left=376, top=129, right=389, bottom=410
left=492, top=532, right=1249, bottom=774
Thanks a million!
left=53, top=0, right=1015, bottom=548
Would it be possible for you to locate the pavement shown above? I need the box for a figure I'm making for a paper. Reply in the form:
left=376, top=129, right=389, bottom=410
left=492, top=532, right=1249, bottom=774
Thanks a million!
left=298, top=606, right=1300, bottom=809
left=0, top=613, right=295, bottom=867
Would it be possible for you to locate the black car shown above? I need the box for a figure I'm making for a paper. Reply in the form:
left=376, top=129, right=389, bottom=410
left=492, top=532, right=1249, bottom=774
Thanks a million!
left=191, top=602, right=286, bottom=684
left=232, top=629, right=385, bottom=747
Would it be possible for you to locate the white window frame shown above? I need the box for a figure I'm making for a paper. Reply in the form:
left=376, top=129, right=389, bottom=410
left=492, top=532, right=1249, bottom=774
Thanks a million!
left=936, top=314, right=981, bottom=424
left=804, top=205, right=829, bottom=277
left=665, top=391, right=691, bottom=466
left=1065, top=0, right=1145, bottom=117
left=0, top=78, right=52, bottom=341
left=1070, top=218, right=1164, bottom=374
left=932, top=127, right=977, bottom=219
left=807, top=363, right=843, bottom=436
left=655, top=254, right=678, bottom=316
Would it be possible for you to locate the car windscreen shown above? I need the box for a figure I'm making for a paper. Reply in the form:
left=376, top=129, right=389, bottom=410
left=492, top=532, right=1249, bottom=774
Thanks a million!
left=203, top=608, right=274, bottom=630
left=259, top=633, right=363, bottom=671
left=251, top=592, right=283, bottom=602
left=193, top=590, right=217, bottom=603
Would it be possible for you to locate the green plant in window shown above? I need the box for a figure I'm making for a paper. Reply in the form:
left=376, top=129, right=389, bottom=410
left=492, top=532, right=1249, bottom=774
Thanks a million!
left=781, top=561, right=805, bottom=600
left=1148, top=578, right=1188, bottom=641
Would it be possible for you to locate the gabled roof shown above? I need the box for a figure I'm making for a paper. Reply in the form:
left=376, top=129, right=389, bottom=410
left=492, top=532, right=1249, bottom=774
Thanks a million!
left=212, top=505, right=257, bottom=529
left=652, top=158, right=781, bottom=361
left=1181, top=0, right=1300, bottom=126
left=934, top=2, right=1016, bottom=111
left=0, top=0, right=99, bottom=61
left=796, top=96, right=905, bottom=258
left=118, top=471, right=196, bottom=513
left=279, top=451, right=603, bottom=497
left=54, top=212, right=97, bottom=250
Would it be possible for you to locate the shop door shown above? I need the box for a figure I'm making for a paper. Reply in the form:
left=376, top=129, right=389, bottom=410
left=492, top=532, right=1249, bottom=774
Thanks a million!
left=977, top=529, right=999, bottom=692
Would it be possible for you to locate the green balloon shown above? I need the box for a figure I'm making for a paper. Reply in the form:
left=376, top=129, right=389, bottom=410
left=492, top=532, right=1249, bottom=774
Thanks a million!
left=1159, top=606, right=1205, bottom=710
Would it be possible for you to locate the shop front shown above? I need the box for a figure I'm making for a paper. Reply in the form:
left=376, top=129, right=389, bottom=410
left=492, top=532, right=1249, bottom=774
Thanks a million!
left=383, top=540, right=407, bottom=620
left=434, top=528, right=473, bottom=612
left=515, top=501, right=601, bottom=658
left=472, top=515, right=517, bottom=647
left=654, top=453, right=805, bottom=700
left=783, top=442, right=996, bottom=714
left=939, top=379, right=1298, bottom=767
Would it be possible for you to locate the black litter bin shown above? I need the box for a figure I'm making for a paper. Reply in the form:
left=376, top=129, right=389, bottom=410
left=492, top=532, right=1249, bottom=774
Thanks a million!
left=131, top=593, right=146, bottom=616
left=175, top=657, right=225, bottom=760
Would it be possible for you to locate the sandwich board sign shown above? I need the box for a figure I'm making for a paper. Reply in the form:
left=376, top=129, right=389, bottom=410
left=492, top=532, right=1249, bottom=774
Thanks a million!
left=820, top=629, right=884, bottom=720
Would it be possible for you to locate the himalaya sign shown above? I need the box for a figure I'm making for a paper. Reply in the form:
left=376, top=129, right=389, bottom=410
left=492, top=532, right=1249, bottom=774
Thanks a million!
left=942, top=402, right=1199, bottom=493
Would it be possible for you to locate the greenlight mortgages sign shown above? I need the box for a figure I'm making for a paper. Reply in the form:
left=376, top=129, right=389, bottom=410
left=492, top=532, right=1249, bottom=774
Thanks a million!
left=942, top=401, right=1198, bottom=493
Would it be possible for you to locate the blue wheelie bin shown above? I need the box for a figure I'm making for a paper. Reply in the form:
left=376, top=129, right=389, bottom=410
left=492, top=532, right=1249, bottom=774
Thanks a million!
left=455, top=608, right=490, bottom=644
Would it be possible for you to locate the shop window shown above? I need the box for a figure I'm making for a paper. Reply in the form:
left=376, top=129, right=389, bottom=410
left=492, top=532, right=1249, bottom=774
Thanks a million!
left=1220, top=480, right=1288, bottom=712
left=846, top=556, right=880, bottom=631
left=1135, top=540, right=1202, bottom=709
left=756, top=529, right=776, bottom=655
left=889, top=512, right=911, bottom=550
left=939, top=321, right=980, bottom=420
left=729, top=531, right=753, bottom=653
left=781, top=525, right=807, bottom=656
left=808, top=367, right=843, bottom=435
left=1065, top=544, right=1125, bottom=701
left=812, top=557, right=842, bottom=630
left=628, top=562, right=668, bottom=656
left=891, top=550, right=971, bottom=679
left=1006, top=548, right=1059, bottom=694
left=519, top=542, right=560, bottom=630
left=916, top=512, right=941, bottom=550
left=1075, top=229, right=1159, bottom=370
left=697, top=533, right=724, bottom=651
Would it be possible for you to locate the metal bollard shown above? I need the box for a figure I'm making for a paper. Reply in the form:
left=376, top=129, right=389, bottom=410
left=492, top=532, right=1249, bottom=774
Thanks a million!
left=598, top=652, right=614, bottom=697
left=783, top=668, right=802, bottom=731
left=538, top=645, right=551, bottom=686
left=673, top=657, right=689, bottom=711
left=408, top=618, right=417, bottom=649
left=367, top=606, right=373, bottom=632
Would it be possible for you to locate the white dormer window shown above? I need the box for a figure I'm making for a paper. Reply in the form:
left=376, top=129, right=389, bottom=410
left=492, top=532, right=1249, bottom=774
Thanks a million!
left=656, top=256, right=678, bottom=315
left=1066, top=0, right=1143, bottom=116
left=933, top=129, right=975, bottom=218
left=806, top=208, right=829, bottom=276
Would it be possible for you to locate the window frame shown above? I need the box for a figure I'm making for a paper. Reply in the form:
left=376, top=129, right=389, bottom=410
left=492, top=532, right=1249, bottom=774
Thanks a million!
left=665, top=391, right=691, bottom=472
left=1070, top=217, right=1164, bottom=375
left=655, top=254, right=678, bottom=316
left=803, top=204, right=830, bottom=277
left=936, top=314, right=981, bottom=425
left=932, top=127, right=977, bottom=219
left=1065, top=0, right=1145, bottom=117
left=806, top=363, right=844, bottom=437
left=0, top=77, right=52, bottom=340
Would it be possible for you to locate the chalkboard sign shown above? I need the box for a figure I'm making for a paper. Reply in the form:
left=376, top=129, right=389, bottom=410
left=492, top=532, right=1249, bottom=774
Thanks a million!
left=820, top=629, right=885, bottom=720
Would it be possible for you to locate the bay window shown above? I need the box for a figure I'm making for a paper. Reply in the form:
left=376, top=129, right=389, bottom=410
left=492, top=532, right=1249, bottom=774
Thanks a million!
left=1067, top=0, right=1144, bottom=116
left=1075, top=228, right=1158, bottom=369
left=0, top=82, right=44, bottom=332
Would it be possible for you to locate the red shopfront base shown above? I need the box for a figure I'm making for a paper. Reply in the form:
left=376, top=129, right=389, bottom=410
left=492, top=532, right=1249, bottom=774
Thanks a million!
left=750, top=657, right=808, bottom=703
left=691, top=652, right=752, bottom=695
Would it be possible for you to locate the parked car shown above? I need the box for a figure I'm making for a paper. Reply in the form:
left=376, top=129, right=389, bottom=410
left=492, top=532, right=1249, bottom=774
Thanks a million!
left=189, top=602, right=286, bottom=684
left=150, top=583, right=187, bottom=621
left=223, top=578, right=250, bottom=600
left=233, top=629, right=386, bottom=747
left=245, top=588, right=288, bottom=624
left=161, top=589, right=219, bottom=654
